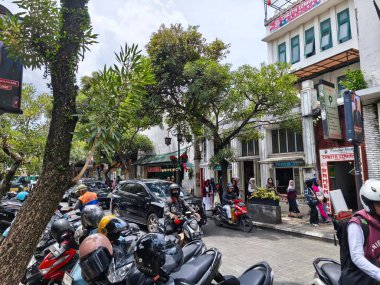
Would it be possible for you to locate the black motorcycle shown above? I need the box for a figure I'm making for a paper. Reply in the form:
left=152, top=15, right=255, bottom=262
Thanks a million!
left=310, top=257, right=341, bottom=285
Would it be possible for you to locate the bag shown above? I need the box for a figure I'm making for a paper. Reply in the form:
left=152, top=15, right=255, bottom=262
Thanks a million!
left=333, top=217, right=369, bottom=267
left=308, top=197, right=319, bottom=206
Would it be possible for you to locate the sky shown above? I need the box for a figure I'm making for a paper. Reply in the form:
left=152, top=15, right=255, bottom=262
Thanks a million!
left=1, top=0, right=268, bottom=93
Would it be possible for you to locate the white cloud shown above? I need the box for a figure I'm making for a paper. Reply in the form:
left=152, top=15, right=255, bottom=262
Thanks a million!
left=1, top=0, right=267, bottom=93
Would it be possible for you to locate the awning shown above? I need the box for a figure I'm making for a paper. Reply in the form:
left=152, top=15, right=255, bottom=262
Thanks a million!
left=133, top=149, right=188, bottom=166
left=259, top=155, right=304, bottom=164
left=292, top=49, right=360, bottom=82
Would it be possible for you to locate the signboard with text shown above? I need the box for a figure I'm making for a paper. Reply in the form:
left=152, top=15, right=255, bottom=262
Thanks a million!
left=344, top=91, right=363, bottom=143
left=319, top=80, right=342, bottom=140
left=267, top=0, right=327, bottom=33
left=0, top=5, right=23, bottom=114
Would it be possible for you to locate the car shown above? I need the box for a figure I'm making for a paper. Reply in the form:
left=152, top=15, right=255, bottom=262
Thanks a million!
left=110, top=179, right=207, bottom=233
left=66, top=179, right=111, bottom=209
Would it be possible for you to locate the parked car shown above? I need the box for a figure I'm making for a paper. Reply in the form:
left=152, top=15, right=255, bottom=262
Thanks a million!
left=110, top=179, right=207, bottom=233
left=66, top=179, right=111, bottom=209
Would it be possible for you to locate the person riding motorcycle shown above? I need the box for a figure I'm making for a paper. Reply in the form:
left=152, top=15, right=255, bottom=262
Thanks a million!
left=74, top=184, right=98, bottom=211
left=222, top=183, right=237, bottom=222
left=340, top=179, right=380, bottom=285
left=164, top=184, right=199, bottom=233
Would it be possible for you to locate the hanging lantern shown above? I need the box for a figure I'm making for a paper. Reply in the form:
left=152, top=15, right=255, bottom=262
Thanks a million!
left=185, top=134, right=192, bottom=143
left=177, top=133, right=183, bottom=143
left=165, top=137, right=172, bottom=146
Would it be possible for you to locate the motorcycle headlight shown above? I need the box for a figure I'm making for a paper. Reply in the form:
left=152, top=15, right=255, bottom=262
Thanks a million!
left=189, top=220, right=198, bottom=230
left=107, top=263, right=134, bottom=283
left=40, top=268, right=50, bottom=275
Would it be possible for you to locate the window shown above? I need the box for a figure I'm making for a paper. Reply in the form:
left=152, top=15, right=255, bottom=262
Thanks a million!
left=291, top=36, right=300, bottom=64
left=337, top=9, right=351, bottom=43
left=122, top=183, right=134, bottom=194
left=241, top=139, right=259, bottom=156
left=272, top=129, right=304, bottom=153
left=320, top=19, right=332, bottom=50
left=304, top=27, right=315, bottom=58
left=278, top=42, right=286, bottom=63
left=337, top=75, right=347, bottom=97
left=134, top=184, right=147, bottom=196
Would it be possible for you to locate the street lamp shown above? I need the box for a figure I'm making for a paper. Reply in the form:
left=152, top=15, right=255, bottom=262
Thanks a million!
left=165, top=127, right=187, bottom=186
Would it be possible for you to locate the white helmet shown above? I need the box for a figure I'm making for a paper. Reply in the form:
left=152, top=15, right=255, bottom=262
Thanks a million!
left=74, top=225, right=89, bottom=245
left=360, top=179, right=380, bottom=213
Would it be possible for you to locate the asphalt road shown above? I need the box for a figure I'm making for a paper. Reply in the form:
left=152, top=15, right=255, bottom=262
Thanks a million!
left=202, top=218, right=340, bottom=285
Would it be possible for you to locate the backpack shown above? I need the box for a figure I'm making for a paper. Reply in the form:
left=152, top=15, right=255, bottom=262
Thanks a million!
left=333, top=216, right=369, bottom=268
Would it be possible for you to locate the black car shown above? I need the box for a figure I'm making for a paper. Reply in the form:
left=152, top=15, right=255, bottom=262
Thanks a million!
left=66, top=180, right=111, bottom=209
left=110, top=179, right=207, bottom=233
left=0, top=199, right=22, bottom=233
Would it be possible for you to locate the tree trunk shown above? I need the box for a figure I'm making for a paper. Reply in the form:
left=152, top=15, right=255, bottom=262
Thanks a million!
left=0, top=1, right=89, bottom=283
left=193, top=138, right=202, bottom=197
left=220, top=159, right=229, bottom=192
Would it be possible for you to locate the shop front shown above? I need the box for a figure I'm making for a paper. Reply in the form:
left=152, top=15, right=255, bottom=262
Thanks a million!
left=319, top=147, right=363, bottom=213
left=272, top=161, right=304, bottom=195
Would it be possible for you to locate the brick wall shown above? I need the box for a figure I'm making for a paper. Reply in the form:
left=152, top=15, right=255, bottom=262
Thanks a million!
left=363, top=104, right=380, bottom=179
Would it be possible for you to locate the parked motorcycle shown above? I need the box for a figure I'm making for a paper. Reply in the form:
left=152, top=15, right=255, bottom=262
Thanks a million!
left=218, top=262, right=274, bottom=285
left=212, top=199, right=253, bottom=232
left=309, top=258, right=341, bottom=285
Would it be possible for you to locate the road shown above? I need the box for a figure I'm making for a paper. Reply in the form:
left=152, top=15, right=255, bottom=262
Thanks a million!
left=202, top=220, right=339, bottom=285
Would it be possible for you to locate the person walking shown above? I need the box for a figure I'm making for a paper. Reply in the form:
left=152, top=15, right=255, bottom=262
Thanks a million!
left=304, top=179, right=319, bottom=227
left=202, top=180, right=211, bottom=211
left=266, top=177, right=276, bottom=193
left=232, top=177, right=242, bottom=198
left=312, top=179, right=330, bottom=223
left=287, top=180, right=302, bottom=218
left=247, top=178, right=257, bottom=200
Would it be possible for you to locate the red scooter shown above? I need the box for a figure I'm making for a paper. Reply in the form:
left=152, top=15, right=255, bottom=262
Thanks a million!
left=212, top=199, right=253, bottom=232
left=23, top=239, right=78, bottom=284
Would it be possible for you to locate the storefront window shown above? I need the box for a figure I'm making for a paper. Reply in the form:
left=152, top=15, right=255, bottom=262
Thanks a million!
left=272, top=129, right=304, bottom=153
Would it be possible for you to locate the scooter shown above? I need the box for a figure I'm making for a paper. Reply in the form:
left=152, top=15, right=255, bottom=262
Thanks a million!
left=218, top=262, right=274, bottom=285
left=212, top=199, right=253, bottom=232
left=309, top=258, right=341, bottom=285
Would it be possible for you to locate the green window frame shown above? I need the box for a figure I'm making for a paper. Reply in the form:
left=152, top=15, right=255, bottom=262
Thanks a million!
left=337, top=9, right=351, bottom=43
left=278, top=42, right=286, bottom=63
left=291, top=35, right=300, bottom=64
left=304, top=27, right=315, bottom=58
left=320, top=19, right=332, bottom=50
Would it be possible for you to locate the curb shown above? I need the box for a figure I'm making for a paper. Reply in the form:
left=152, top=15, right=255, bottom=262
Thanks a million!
left=252, top=221, right=335, bottom=243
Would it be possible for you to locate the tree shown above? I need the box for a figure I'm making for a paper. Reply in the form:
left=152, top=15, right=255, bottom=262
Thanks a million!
left=73, top=44, right=159, bottom=183
left=0, top=1, right=96, bottom=283
left=0, top=84, right=51, bottom=197
left=146, top=24, right=299, bottom=188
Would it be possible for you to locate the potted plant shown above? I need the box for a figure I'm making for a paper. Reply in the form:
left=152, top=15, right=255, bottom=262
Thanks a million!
left=169, top=155, right=177, bottom=163
left=248, top=187, right=280, bottom=206
left=180, top=153, right=188, bottom=163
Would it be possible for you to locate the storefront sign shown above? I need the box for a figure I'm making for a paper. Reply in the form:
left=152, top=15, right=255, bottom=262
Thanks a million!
left=267, top=0, right=327, bottom=33
left=274, top=161, right=304, bottom=167
left=0, top=6, right=23, bottom=114
left=319, top=147, right=354, bottom=213
left=344, top=91, right=363, bottom=143
left=319, top=80, right=342, bottom=140
left=147, top=167, right=161, bottom=173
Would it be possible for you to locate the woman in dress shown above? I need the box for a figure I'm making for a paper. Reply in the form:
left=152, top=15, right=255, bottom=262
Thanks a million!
left=287, top=180, right=302, bottom=218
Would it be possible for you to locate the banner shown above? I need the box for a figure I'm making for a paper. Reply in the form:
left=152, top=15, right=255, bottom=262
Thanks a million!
left=319, top=80, right=342, bottom=140
left=0, top=5, right=23, bottom=114
left=344, top=91, right=363, bottom=143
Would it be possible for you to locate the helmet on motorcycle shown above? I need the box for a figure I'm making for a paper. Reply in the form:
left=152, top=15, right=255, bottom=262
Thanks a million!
left=74, top=225, right=89, bottom=245
left=134, top=233, right=183, bottom=277
left=169, top=184, right=181, bottom=198
left=98, top=215, right=129, bottom=242
left=15, top=191, right=29, bottom=202
left=360, top=179, right=380, bottom=215
left=79, top=233, right=113, bottom=283
left=81, top=205, right=105, bottom=230
left=51, top=219, right=74, bottom=243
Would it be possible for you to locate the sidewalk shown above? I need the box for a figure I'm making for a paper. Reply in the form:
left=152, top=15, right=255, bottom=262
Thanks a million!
left=252, top=214, right=336, bottom=242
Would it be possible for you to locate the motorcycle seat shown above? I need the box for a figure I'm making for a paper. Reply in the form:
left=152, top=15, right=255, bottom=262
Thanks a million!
left=171, top=254, right=214, bottom=283
left=238, top=268, right=265, bottom=285
left=183, top=243, right=201, bottom=264
left=321, top=263, right=340, bottom=285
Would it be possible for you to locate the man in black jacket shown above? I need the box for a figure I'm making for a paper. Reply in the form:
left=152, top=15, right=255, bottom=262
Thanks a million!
left=222, top=183, right=237, bottom=221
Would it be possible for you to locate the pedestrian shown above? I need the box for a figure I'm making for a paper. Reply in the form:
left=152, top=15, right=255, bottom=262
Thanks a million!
left=287, top=180, right=302, bottom=218
left=266, top=177, right=276, bottom=193
left=166, top=176, right=171, bottom=182
left=312, top=178, right=330, bottom=223
left=208, top=179, right=214, bottom=208
left=170, top=176, right=175, bottom=182
left=247, top=178, right=257, bottom=200
left=202, top=180, right=211, bottom=211
left=340, top=179, right=380, bottom=285
left=304, top=179, right=319, bottom=227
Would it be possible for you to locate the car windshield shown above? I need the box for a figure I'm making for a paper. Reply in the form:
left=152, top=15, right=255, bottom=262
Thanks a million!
left=145, top=182, right=186, bottom=198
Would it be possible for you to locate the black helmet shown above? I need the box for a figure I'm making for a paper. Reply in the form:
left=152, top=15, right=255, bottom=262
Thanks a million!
left=51, top=219, right=74, bottom=243
left=169, top=184, right=180, bottom=198
left=98, top=215, right=129, bottom=242
left=79, top=234, right=113, bottom=283
left=81, top=205, right=105, bottom=230
left=134, top=233, right=183, bottom=277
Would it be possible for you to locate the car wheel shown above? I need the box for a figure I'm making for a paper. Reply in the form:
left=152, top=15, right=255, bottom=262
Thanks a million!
left=112, top=205, right=121, bottom=217
left=147, top=213, right=159, bottom=233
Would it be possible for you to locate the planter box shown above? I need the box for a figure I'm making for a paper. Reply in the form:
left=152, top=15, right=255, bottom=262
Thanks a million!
left=249, top=198, right=279, bottom=206
left=248, top=203, right=282, bottom=224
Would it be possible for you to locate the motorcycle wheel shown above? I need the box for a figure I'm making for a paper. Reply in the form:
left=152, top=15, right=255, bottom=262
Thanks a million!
left=240, top=216, right=253, bottom=233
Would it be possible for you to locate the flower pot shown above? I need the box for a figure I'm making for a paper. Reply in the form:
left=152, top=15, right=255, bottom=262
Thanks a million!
left=249, top=198, right=279, bottom=206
